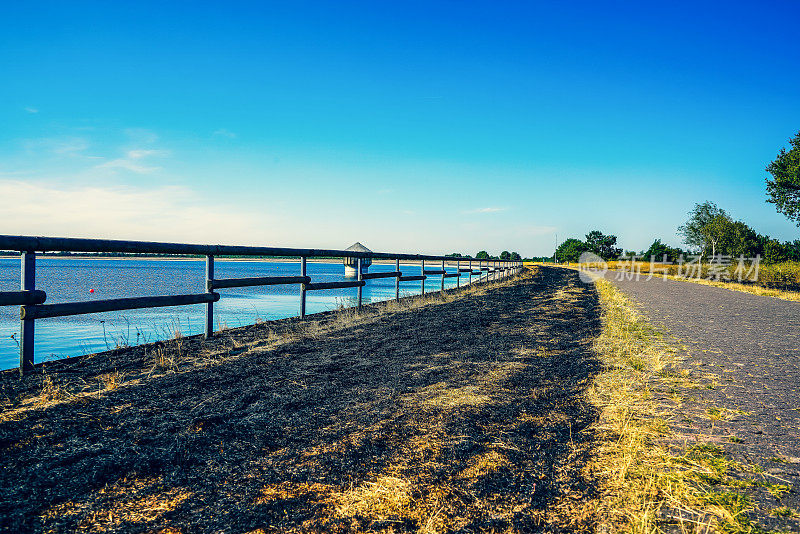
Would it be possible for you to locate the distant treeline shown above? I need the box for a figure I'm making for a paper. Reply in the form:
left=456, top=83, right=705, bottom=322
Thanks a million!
left=446, top=250, right=522, bottom=261
left=554, top=201, right=800, bottom=264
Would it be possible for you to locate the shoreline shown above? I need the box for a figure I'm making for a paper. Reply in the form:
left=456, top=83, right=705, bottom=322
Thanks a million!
left=0, top=256, right=472, bottom=266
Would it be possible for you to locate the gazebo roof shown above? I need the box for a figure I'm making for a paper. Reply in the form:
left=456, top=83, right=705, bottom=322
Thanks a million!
left=345, top=242, right=372, bottom=253
left=343, top=242, right=372, bottom=267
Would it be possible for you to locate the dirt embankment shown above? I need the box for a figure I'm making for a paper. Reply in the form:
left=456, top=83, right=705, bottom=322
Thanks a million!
left=0, top=268, right=602, bottom=533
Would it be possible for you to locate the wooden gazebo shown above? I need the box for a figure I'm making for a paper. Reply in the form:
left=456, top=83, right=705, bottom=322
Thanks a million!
left=343, top=242, right=372, bottom=277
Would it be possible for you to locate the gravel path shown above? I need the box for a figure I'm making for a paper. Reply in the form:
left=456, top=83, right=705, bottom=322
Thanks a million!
left=601, top=270, right=800, bottom=528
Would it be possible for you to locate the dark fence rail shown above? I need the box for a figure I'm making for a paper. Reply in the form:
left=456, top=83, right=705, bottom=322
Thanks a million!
left=0, top=234, right=522, bottom=375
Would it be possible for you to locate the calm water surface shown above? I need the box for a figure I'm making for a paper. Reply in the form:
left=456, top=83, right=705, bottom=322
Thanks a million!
left=0, top=257, right=473, bottom=370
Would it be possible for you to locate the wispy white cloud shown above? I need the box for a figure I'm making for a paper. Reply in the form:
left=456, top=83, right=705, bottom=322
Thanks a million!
left=23, top=137, right=91, bottom=156
left=0, top=180, right=262, bottom=243
left=464, top=207, right=508, bottom=214
left=24, top=107, right=39, bottom=114
left=127, top=149, right=169, bottom=159
left=213, top=128, right=236, bottom=139
left=96, top=159, right=161, bottom=174
left=95, top=148, right=168, bottom=174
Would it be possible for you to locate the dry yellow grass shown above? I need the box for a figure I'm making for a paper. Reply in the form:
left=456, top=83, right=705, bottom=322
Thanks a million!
left=661, top=275, right=800, bottom=302
left=586, top=277, right=756, bottom=532
left=536, top=259, right=800, bottom=303
left=602, top=260, right=800, bottom=302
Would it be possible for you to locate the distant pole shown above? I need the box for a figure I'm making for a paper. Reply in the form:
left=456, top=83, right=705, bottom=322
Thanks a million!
left=204, top=255, right=214, bottom=339
left=554, top=233, right=558, bottom=263
left=19, top=250, right=35, bottom=375
left=395, top=258, right=400, bottom=301
left=468, top=259, right=472, bottom=285
left=456, top=260, right=460, bottom=288
left=300, top=256, right=307, bottom=318
left=421, top=259, right=425, bottom=296
left=357, top=258, right=363, bottom=309
left=440, top=259, right=445, bottom=292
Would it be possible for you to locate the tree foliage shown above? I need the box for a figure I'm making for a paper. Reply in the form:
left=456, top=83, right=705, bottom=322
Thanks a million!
left=510, top=251, right=522, bottom=261
left=584, top=230, right=622, bottom=260
left=766, top=130, right=800, bottom=226
left=642, top=239, right=685, bottom=262
left=500, top=250, right=511, bottom=260
left=676, top=200, right=799, bottom=262
left=555, top=238, right=589, bottom=263
left=678, top=201, right=732, bottom=256
left=475, top=250, right=490, bottom=260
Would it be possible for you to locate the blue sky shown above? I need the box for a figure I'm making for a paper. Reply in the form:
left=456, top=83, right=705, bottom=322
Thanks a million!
left=1, top=1, right=798, bottom=256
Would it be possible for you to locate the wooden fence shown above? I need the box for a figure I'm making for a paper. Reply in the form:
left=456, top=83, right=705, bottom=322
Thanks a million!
left=0, top=235, right=522, bottom=375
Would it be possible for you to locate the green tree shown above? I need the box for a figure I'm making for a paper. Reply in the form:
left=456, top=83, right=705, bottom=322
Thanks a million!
left=766, top=130, right=800, bottom=226
left=584, top=230, right=622, bottom=260
left=678, top=201, right=732, bottom=257
left=555, top=238, right=589, bottom=263
left=475, top=250, right=490, bottom=260
left=643, top=240, right=686, bottom=262
left=510, top=251, right=521, bottom=261
left=643, top=239, right=669, bottom=260
left=789, top=240, right=800, bottom=262
left=499, top=250, right=511, bottom=260
left=762, top=238, right=790, bottom=264
left=727, top=221, right=762, bottom=258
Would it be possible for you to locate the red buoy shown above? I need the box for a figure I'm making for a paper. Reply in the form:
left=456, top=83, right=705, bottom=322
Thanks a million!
left=89, top=288, right=95, bottom=294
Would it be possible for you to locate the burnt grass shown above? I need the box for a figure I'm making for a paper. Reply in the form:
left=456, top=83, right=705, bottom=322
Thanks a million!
left=0, top=268, right=602, bottom=533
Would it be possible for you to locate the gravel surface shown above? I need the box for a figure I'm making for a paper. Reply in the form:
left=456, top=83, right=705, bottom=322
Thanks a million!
left=601, top=270, right=800, bottom=530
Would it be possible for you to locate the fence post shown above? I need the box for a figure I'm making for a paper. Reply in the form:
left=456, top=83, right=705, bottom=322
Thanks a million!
left=300, top=256, right=307, bottom=318
left=204, top=255, right=214, bottom=339
left=440, top=259, right=445, bottom=292
left=357, top=258, right=363, bottom=309
left=395, top=258, right=400, bottom=301
left=19, top=250, right=35, bottom=375
left=468, top=260, right=472, bottom=285
left=456, top=260, right=460, bottom=288
left=421, top=259, right=425, bottom=296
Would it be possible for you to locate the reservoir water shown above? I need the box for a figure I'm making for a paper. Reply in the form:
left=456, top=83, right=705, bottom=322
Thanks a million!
left=0, top=257, right=475, bottom=370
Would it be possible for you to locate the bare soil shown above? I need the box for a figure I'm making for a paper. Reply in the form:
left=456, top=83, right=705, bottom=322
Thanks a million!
left=0, top=268, right=601, bottom=533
